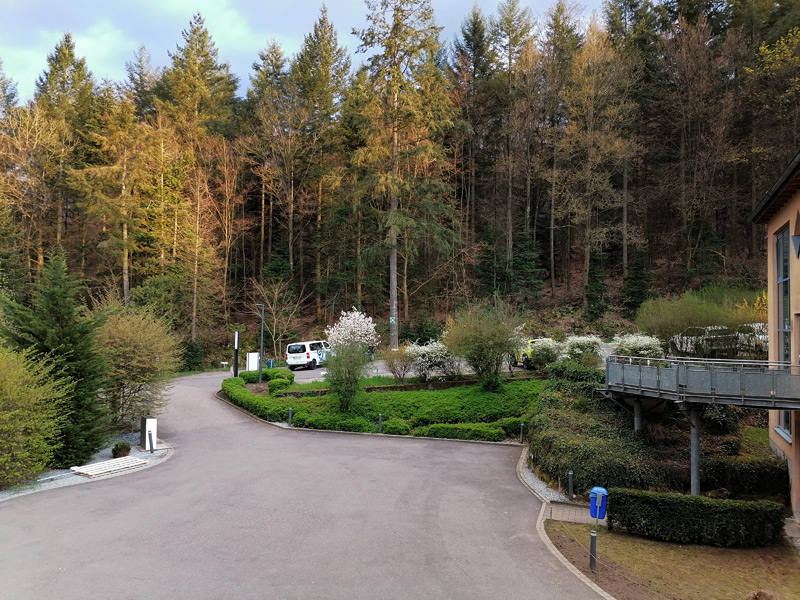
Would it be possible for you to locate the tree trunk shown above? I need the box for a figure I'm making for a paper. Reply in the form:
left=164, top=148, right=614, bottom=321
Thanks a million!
left=315, top=179, right=323, bottom=321
left=389, top=94, right=399, bottom=351
left=550, top=152, right=556, bottom=298
left=260, top=179, right=266, bottom=279
left=622, top=158, right=628, bottom=278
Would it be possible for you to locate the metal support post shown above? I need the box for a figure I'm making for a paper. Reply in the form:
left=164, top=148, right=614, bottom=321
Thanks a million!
left=690, top=408, right=701, bottom=496
left=256, top=303, right=265, bottom=383
left=589, top=530, right=598, bottom=572
left=233, top=330, right=240, bottom=378
left=378, top=413, right=382, bottom=433
left=568, top=470, right=574, bottom=501
left=633, top=399, right=643, bottom=433
left=288, top=407, right=293, bottom=427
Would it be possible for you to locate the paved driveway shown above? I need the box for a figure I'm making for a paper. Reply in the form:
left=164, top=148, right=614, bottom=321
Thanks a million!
left=0, top=372, right=601, bottom=600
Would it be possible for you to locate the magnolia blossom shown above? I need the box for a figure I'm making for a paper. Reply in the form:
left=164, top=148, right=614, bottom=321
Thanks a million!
left=325, top=308, right=380, bottom=350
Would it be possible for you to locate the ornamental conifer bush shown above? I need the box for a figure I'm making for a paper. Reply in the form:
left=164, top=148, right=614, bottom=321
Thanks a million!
left=0, top=247, right=109, bottom=466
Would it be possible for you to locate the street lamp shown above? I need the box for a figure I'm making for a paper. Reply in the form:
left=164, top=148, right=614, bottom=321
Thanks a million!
left=256, top=303, right=265, bottom=383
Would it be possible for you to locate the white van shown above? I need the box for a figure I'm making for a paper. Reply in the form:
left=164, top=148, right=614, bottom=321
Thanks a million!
left=285, top=340, right=331, bottom=370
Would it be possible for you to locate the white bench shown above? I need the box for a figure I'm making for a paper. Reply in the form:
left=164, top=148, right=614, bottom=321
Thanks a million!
left=70, top=456, right=147, bottom=478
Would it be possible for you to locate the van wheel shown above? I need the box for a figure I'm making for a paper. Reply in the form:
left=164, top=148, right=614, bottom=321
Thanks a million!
left=309, top=360, right=317, bottom=370
left=288, top=366, right=295, bottom=371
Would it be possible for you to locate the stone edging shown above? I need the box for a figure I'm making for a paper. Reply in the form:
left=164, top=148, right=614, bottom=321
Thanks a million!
left=515, top=447, right=616, bottom=600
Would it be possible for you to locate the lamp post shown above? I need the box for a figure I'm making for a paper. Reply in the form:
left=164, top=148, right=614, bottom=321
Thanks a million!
left=256, top=303, right=265, bottom=383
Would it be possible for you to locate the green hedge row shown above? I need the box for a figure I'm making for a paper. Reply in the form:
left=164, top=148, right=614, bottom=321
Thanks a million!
left=606, top=488, right=786, bottom=547
left=411, top=422, right=505, bottom=442
left=529, top=426, right=659, bottom=491
left=239, top=368, right=295, bottom=384
left=221, top=377, right=293, bottom=421
left=702, top=455, right=790, bottom=497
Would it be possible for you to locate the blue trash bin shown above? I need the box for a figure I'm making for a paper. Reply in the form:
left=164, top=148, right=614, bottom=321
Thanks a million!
left=589, top=486, right=608, bottom=519
left=266, top=359, right=275, bottom=369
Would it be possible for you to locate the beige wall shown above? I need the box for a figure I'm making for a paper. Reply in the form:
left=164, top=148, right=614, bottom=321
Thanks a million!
left=765, top=193, right=800, bottom=516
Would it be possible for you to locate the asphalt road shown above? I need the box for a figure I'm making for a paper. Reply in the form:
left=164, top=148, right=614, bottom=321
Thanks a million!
left=0, top=372, right=602, bottom=600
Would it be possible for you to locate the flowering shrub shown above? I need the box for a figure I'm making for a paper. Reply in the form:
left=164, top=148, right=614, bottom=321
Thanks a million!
left=406, top=340, right=461, bottom=381
left=563, top=335, right=603, bottom=367
left=611, top=334, right=663, bottom=358
left=526, top=338, right=563, bottom=371
left=383, top=344, right=416, bottom=382
left=324, top=308, right=378, bottom=411
left=325, top=308, right=380, bottom=350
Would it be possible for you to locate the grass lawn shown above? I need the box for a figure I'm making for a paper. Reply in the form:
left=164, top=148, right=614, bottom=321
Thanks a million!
left=545, top=521, right=800, bottom=600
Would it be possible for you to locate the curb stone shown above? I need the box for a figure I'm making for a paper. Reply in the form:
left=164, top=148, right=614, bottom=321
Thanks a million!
left=515, top=447, right=616, bottom=600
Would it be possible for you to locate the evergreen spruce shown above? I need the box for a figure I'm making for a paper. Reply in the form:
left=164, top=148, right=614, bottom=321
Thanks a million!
left=0, top=247, right=109, bottom=466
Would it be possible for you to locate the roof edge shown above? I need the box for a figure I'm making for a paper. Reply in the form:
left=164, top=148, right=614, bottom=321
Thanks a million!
left=751, top=148, right=800, bottom=225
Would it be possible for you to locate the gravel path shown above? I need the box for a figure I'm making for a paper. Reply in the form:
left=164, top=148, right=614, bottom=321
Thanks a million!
left=0, top=432, right=169, bottom=502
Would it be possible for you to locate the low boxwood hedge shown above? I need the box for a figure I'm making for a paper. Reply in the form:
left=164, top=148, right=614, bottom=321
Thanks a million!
left=606, top=488, right=786, bottom=547
left=240, top=368, right=295, bottom=384
left=221, top=377, right=292, bottom=422
left=411, top=423, right=505, bottom=442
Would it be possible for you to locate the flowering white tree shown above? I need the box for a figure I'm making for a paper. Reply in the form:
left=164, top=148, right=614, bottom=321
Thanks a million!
left=406, top=340, right=461, bottom=380
left=324, top=308, right=380, bottom=411
left=325, top=308, right=380, bottom=350
left=563, top=335, right=603, bottom=367
left=611, top=334, right=663, bottom=358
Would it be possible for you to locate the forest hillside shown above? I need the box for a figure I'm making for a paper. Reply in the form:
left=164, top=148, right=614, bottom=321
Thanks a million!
left=0, top=0, right=798, bottom=363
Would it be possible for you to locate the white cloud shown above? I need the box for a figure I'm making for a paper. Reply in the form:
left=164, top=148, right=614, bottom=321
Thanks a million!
left=73, top=19, right=137, bottom=86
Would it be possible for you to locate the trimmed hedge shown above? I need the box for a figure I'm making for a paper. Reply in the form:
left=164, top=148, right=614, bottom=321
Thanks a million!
left=221, top=377, right=293, bottom=421
left=381, top=418, right=411, bottom=435
left=529, top=426, right=659, bottom=491
left=701, top=455, right=790, bottom=497
left=411, top=423, right=505, bottom=442
left=607, top=488, right=786, bottom=547
left=240, top=368, right=295, bottom=384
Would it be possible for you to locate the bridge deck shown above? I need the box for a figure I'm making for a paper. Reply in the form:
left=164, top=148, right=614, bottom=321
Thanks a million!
left=603, top=356, right=800, bottom=410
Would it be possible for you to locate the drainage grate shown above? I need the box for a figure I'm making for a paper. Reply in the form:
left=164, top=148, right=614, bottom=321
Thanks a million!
left=70, top=456, right=148, bottom=478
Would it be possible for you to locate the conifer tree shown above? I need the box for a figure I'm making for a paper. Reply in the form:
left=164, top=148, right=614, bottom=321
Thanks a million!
left=292, top=5, right=351, bottom=319
left=160, top=13, right=239, bottom=136
left=34, top=33, right=95, bottom=130
left=354, top=0, right=454, bottom=349
left=125, top=45, right=161, bottom=119
left=0, top=58, right=17, bottom=119
left=0, top=247, right=108, bottom=466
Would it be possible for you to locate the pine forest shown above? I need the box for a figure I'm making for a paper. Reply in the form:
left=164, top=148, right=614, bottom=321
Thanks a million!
left=1, top=0, right=799, bottom=363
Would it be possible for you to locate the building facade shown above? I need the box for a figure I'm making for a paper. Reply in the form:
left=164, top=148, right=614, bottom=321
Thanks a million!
left=751, top=149, right=800, bottom=518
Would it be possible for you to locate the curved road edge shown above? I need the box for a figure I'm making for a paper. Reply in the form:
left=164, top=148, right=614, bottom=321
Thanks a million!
left=515, top=448, right=616, bottom=600
left=0, top=441, right=175, bottom=503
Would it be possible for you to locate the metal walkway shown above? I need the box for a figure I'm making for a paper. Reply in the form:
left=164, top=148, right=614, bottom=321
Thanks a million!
left=603, top=356, right=800, bottom=410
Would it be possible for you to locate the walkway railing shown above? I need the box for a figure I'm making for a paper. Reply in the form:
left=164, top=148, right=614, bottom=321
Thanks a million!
left=604, top=355, right=800, bottom=409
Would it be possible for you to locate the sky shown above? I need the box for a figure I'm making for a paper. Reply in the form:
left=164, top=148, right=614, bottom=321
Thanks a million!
left=0, top=0, right=604, bottom=102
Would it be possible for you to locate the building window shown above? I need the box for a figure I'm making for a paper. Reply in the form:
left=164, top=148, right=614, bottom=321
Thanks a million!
left=777, top=226, right=791, bottom=363
left=776, top=226, right=792, bottom=442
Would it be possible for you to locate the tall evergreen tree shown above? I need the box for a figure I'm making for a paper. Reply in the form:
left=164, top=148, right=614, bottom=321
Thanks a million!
left=34, top=33, right=95, bottom=130
left=125, top=45, right=161, bottom=119
left=354, top=0, right=454, bottom=349
left=292, top=5, right=351, bottom=319
left=0, top=247, right=108, bottom=466
left=0, top=58, right=18, bottom=119
left=160, top=13, right=239, bottom=136
left=492, top=0, right=533, bottom=268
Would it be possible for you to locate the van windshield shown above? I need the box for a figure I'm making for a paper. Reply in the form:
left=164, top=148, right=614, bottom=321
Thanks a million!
left=287, top=344, right=305, bottom=354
